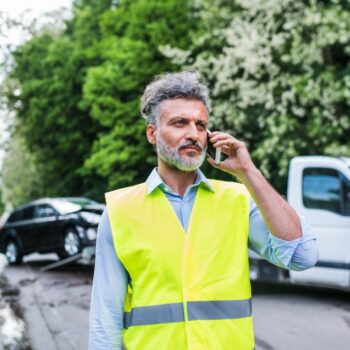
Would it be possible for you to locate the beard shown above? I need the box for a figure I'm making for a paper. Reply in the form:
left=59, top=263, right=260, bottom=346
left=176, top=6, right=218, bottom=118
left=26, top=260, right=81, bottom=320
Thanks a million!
left=156, top=131, right=206, bottom=172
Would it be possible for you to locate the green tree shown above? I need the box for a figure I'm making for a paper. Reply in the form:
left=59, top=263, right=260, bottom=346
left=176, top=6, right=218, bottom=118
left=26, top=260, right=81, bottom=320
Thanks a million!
left=163, top=0, right=350, bottom=192
left=81, top=0, right=199, bottom=190
left=6, top=1, right=114, bottom=201
left=7, top=0, right=200, bottom=200
left=1, top=134, right=45, bottom=209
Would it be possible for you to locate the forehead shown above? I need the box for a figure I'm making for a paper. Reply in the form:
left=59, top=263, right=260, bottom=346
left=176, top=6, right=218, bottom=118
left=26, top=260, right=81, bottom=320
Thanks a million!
left=160, top=98, right=208, bottom=122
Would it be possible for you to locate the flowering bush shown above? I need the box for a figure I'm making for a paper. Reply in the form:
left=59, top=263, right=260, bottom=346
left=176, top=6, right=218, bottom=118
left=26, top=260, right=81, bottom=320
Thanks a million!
left=162, top=0, right=350, bottom=191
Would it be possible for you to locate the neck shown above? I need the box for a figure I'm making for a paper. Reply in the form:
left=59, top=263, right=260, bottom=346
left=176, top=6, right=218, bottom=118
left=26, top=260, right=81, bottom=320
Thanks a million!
left=157, top=160, right=197, bottom=197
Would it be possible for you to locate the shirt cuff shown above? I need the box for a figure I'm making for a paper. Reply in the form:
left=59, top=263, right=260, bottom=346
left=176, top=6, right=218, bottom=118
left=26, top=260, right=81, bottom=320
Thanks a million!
left=269, top=234, right=301, bottom=268
left=269, top=215, right=317, bottom=269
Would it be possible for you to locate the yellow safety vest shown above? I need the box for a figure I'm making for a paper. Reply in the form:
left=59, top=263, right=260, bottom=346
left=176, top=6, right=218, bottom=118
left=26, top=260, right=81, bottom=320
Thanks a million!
left=106, top=180, right=255, bottom=350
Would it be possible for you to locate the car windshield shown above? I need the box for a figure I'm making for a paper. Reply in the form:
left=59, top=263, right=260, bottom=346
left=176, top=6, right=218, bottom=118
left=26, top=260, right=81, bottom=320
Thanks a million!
left=50, top=198, right=97, bottom=215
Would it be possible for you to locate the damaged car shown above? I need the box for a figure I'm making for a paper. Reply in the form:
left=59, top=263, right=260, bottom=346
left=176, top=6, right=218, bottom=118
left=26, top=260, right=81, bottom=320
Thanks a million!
left=0, top=197, right=104, bottom=264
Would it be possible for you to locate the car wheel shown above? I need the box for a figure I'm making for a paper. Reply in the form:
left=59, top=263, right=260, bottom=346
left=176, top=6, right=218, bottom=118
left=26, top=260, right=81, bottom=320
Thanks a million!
left=5, top=240, right=23, bottom=265
left=60, top=228, right=81, bottom=258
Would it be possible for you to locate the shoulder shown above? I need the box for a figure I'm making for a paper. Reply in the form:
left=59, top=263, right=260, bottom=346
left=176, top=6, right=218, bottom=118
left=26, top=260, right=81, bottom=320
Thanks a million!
left=208, top=179, right=249, bottom=196
left=105, top=183, right=147, bottom=203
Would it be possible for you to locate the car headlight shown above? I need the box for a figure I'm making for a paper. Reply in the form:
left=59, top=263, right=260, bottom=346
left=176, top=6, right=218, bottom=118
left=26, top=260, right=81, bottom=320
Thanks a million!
left=86, top=228, right=97, bottom=240
left=80, top=211, right=101, bottom=225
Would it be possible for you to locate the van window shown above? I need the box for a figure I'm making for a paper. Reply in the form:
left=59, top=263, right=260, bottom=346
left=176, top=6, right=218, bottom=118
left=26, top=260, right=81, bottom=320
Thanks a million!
left=342, top=174, right=350, bottom=215
left=302, top=168, right=350, bottom=216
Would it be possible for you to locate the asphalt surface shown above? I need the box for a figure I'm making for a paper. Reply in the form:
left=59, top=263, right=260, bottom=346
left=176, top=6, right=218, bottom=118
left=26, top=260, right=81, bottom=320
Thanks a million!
left=1, top=253, right=349, bottom=350
left=252, top=283, right=350, bottom=350
left=1, top=253, right=92, bottom=350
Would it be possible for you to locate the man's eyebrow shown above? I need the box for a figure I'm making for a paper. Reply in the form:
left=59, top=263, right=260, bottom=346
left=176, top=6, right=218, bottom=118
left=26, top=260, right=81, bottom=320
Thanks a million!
left=170, top=115, right=187, bottom=119
left=169, top=116, right=207, bottom=122
left=168, top=116, right=188, bottom=122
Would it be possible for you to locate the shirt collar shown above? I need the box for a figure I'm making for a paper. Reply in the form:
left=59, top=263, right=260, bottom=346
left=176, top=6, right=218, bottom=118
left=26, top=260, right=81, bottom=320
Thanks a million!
left=146, top=168, right=214, bottom=195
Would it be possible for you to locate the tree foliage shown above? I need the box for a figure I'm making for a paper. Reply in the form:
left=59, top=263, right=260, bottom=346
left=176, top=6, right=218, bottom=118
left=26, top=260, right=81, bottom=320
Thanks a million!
left=163, top=0, right=350, bottom=192
left=6, top=1, right=114, bottom=201
left=6, top=0, right=198, bottom=201
left=1, top=135, right=45, bottom=209
left=81, top=0, right=198, bottom=191
left=6, top=0, right=350, bottom=198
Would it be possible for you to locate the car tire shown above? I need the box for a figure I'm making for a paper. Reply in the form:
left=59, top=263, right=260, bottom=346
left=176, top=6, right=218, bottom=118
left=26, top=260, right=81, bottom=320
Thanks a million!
left=5, top=239, right=23, bottom=265
left=59, top=228, right=81, bottom=259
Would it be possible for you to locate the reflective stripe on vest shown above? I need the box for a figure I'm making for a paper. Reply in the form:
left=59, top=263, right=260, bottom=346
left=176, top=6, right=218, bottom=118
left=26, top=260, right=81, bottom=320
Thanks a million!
left=124, top=299, right=252, bottom=328
left=124, top=302, right=184, bottom=328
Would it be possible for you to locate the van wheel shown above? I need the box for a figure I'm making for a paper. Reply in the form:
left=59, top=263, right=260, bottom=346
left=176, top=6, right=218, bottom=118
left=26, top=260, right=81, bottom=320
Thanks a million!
left=5, top=240, right=23, bottom=265
left=58, top=228, right=81, bottom=259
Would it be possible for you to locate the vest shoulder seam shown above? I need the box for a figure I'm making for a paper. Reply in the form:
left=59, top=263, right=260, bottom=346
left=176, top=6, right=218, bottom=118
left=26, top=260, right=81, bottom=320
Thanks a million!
left=105, top=183, right=147, bottom=201
left=208, top=179, right=248, bottom=193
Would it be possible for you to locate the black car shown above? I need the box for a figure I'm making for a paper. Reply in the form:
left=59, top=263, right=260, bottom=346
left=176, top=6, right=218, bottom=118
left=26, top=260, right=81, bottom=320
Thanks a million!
left=0, top=197, right=105, bottom=264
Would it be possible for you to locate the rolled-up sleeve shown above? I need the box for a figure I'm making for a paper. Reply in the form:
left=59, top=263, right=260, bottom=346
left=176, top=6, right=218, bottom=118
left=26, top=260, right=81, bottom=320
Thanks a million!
left=89, top=209, right=128, bottom=350
left=248, top=198, right=318, bottom=271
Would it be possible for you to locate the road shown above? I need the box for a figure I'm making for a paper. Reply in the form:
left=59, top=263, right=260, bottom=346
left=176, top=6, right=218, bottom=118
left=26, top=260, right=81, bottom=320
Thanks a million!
left=1, top=254, right=92, bottom=350
left=1, top=254, right=349, bottom=350
left=252, top=283, right=350, bottom=350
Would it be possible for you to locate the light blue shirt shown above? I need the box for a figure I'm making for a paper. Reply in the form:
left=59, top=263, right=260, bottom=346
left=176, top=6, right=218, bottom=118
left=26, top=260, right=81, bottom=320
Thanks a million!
left=89, top=169, right=317, bottom=350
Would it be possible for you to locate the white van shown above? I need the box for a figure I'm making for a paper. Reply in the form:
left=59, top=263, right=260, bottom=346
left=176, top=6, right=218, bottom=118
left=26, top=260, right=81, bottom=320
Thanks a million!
left=249, top=156, right=350, bottom=291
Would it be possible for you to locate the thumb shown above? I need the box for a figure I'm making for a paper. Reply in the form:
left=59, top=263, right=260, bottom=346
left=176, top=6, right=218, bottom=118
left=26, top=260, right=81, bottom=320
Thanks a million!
left=207, top=156, right=222, bottom=169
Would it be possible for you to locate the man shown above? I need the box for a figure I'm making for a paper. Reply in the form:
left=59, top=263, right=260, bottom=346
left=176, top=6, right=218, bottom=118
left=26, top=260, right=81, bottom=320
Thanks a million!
left=89, top=71, right=317, bottom=350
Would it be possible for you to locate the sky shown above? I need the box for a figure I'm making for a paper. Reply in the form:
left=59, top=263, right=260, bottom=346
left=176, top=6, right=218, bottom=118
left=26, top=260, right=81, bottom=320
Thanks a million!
left=1, top=0, right=72, bottom=49
left=1, top=0, right=72, bottom=17
left=0, top=1, right=72, bottom=168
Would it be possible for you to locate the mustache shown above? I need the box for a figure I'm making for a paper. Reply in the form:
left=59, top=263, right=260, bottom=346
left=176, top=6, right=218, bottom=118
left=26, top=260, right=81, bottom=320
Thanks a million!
left=178, top=140, right=204, bottom=152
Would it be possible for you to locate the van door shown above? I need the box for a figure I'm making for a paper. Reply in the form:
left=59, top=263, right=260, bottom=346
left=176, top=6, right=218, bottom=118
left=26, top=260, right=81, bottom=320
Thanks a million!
left=289, top=163, right=350, bottom=289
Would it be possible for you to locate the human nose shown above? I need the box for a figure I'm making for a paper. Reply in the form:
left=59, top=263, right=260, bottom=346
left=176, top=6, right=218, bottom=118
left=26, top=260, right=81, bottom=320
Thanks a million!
left=185, top=123, right=200, bottom=141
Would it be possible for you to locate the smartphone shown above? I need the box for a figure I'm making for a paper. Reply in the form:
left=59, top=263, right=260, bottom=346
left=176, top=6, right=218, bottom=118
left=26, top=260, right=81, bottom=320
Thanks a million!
left=207, top=130, right=221, bottom=163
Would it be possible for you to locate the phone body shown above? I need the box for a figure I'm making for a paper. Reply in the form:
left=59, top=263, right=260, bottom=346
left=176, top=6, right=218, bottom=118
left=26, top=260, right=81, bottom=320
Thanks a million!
left=206, top=131, right=216, bottom=159
left=207, top=130, right=221, bottom=163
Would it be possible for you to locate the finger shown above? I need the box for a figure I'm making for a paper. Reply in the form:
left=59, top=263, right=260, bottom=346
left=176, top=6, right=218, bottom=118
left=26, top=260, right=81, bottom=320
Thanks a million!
left=209, top=133, right=232, bottom=142
left=213, top=139, right=241, bottom=150
left=208, top=130, right=221, bottom=136
left=207, top=156, right=216, bottom=167
left=212, top=135, right=242, bottom=145
left=207, top=156, right=222, bottom=169
left=219, top=145, right=232, bottom=156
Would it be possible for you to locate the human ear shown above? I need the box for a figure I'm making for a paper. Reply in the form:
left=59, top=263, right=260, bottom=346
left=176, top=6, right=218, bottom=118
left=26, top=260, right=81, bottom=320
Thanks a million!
left=146, top=124, right=157, bottom=145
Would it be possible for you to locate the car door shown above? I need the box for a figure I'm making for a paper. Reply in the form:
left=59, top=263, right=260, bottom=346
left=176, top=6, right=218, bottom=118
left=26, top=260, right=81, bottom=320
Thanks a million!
left=6, top=207, right=35, bottom=252
left=20, top=205, right=37, bottom=251
left=290, top=166, right=350, bottom=289
left=33, top=204, right=60, bottom=251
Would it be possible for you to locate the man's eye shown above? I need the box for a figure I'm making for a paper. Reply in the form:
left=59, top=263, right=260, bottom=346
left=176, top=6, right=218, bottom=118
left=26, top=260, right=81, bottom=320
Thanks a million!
left=174, top=121, right=185, bottom=126
left=197, top=123, right=206, bottom=130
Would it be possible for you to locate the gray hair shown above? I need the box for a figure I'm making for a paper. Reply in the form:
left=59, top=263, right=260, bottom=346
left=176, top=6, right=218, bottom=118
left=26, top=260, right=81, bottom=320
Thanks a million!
left=141, top=70, right=211, bottom=125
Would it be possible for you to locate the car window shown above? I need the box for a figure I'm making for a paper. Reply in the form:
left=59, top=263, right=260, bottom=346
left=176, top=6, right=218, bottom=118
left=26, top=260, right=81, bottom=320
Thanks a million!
left=34, top=204, right=57, bottom=218
left=7, top=213, right=15, bottom=223
left=302, top=168, right=350, bottom=216
left=8, top=210, right=23, bottom=223
left=22, top=206, right=35, bottom=220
